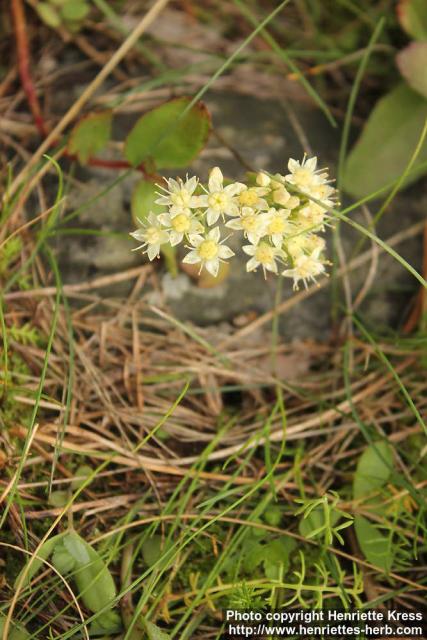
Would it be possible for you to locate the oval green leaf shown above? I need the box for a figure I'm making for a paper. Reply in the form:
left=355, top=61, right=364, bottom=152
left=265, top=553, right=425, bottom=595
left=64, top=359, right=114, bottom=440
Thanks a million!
left=354, top=515, right=392, bottom=573
left=343, top=84, right=427, bottom=198
left=52, top=542, right=77, bottom=574
left=397, top=42, right=427, bottom=99
left=35, top=3, right=61, bottom=28
left=124, top=97, right=210, bottom=169
left=68, top=111, right=112, bottom=164
left=62, top=532, right=117, bottom=613
left=397, top=0, right=427, bottom=40
left=353, top=441, right=393, bottom=500
left=14, top=532, right=66, bottom=588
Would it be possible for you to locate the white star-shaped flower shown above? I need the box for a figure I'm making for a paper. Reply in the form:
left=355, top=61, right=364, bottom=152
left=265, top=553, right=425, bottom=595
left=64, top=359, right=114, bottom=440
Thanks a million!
left=158, top=209, right=203, bottom=246
left=285, top=234, right=325, bottom=260
left=264, top=208, right=293, bottom=248
left=155, top=175, right=199, bottom=213
left=182, top=226, right=234, bottom=277
left=197, top=167, right=244, bottom=225
left=285, top=155, right=325, bottom=194
left=235, top=186, right=269, bottom=212
left=226, top=207, right=269, bottom=245
left=282, top=247, right=326, bottom=290
left=130, top=212, right=170, bottom=261
left=243, top=241, right=284, bottom=277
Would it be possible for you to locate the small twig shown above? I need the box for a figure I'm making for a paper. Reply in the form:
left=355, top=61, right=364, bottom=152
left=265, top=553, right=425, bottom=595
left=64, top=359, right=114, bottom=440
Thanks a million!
left=3, top=264, right=152, bottom=301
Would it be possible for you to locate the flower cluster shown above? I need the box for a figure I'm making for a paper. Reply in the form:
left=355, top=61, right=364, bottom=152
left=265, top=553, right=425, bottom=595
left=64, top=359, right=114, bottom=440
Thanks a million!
left=130, top=156, right=338, bottom=290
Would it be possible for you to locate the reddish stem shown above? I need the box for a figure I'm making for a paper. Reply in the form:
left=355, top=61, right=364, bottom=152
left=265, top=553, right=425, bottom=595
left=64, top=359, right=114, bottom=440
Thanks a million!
left=11, top=0, right=48, bottom=137
left=86, top=156, right=147, bottom=175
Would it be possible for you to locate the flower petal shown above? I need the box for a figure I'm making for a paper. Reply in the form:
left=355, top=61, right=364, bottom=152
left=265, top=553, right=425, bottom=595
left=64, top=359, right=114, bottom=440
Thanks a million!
left=246, top=257, right=258, bottom=272
left=242, top=245, right=256, bottom=256
left=205, top=258, right=219, bottom=276
left=147, top=244, right=160, bottom=261
left=158, top=213, right=171, bottom=227
left=182, top=250, right=200, bottom=264
left=169, top=231, right=183, bottom=246
left=208, top=167, right=223, bottom=192
left=218, top=245, right=234, bottom=259
left=206, top=208, right=220, bottom=226
left=209, top=226, right=221, bottom=242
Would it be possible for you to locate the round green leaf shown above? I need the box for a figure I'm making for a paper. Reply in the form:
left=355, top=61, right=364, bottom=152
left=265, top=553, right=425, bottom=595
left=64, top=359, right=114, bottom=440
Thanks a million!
left=68, top=111, right=112, bottom=165
left=131, top=179, right=164, bottom=226
left=397, top=42, right=427, bottom=99
left=71, top=464, right=92, bottom=490
left=263, top=505, right=282, bottom=527
left=48, top=490, right=69, bottom=507
left=397, top=0, right=427, bottom=40
left=124, top=97, right=210, bottom=169
left=60, top=0, right=90, bottom=21
left=353, top=441, right=393, bottom=500
left=343, top=84, right=427, bottom=198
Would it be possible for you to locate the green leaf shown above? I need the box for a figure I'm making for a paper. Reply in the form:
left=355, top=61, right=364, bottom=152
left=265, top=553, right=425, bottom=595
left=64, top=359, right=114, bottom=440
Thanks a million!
left=131, top=179, right=163, bottom=226
left=48, top=490, right=69, bottom=507
left=141, top=535, right=170, bottom=568
left=68, top=111, right=112, bottom=164
left=71, top=464, right=92, bottom=490
left=397, top=43, right=427, bottom=99
left=131, top=180, right=178, bottom=275
left=242, top=539, right=265, bottom=572
left=298, top=505, right=340, bottom=539
left=262, top=537, right=296, bottom=580
left=89, top=610, right=122, bottom=635
left=263, top=505, right=282, bottom=527
left=343, top=84, right=427, bottom=198
left=35, top=3, right=61, bottom=27
left=60, top=0, right=90, bottom=22
left=354, top=515, right=392, bottom=573
left=0, top=614, right=30, bottom=640
left=52, top=542, right=76, bottom=574
left=144, top=620, right=172, bottom=640
left=353, top=441, right=393, bottom=500
left=62, top=532, right=117, bottom=613
left=397, top=0, right=427, bottom=40
left=15, top=532, right=66, bottom=588
left=124, top=97, right=210, bottom=169
left=64, top=531, right=91, bottom=563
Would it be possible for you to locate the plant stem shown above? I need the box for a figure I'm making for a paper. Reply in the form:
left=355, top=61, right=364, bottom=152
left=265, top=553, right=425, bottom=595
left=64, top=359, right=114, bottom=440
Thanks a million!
left=11, top=0, right=48, bottom=137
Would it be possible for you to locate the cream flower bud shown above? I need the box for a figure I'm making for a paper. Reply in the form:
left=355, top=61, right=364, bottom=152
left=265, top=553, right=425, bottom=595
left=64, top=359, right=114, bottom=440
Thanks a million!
left=272, top=187, right=290, bottom=206
left=256, top=171, right=271, bottom=187
left=287, top=196, right=300, bottom=209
